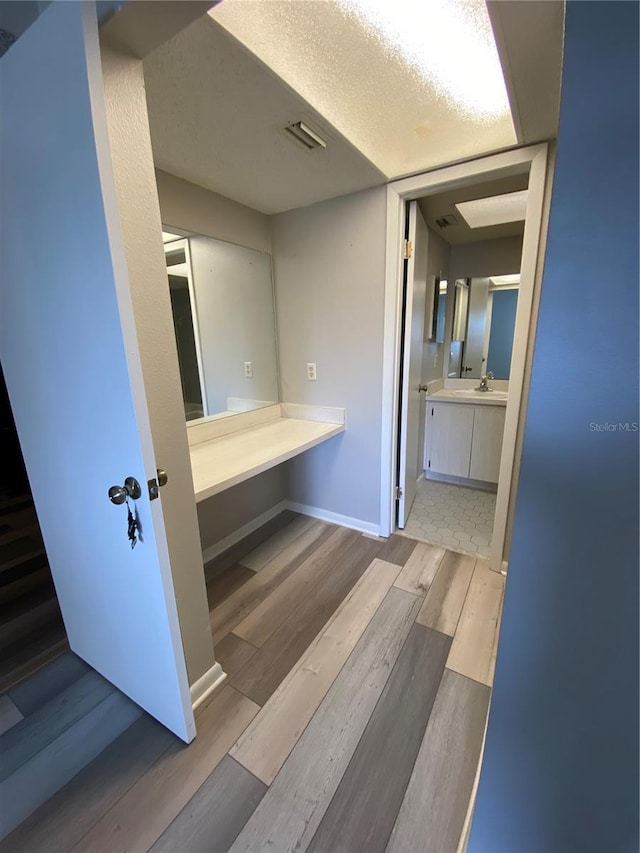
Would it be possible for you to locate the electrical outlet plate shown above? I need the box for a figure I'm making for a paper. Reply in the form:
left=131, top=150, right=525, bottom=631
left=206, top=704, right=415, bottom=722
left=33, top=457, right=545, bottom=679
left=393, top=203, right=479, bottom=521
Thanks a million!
left=244, top=361, right=253, bottom=378
left=306, top=362, right=317, bottom=381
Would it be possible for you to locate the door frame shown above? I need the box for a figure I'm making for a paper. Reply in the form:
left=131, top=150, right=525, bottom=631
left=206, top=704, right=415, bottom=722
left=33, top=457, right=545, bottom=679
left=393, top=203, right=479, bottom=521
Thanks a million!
left=379, top=144, right=551, bottom=572
left=396, top=201, right=428, bottom=528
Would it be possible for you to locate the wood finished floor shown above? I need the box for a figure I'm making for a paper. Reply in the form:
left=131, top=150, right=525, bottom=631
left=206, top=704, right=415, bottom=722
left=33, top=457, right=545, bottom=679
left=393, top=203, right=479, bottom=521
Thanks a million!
left=1, top=514, right=505, bottom=853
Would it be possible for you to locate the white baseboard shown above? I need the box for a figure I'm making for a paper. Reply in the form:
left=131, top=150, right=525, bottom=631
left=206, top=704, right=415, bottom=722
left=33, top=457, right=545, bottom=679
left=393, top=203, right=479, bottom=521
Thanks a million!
left=190, top=662, right=226, bottom=712
left=284, top=500, right=380, bottom=537
left=200, top=498, right=380, bottom=570
left=417, top=471, right=426, bottom=487
left=201, top=500, right=288, bottom=565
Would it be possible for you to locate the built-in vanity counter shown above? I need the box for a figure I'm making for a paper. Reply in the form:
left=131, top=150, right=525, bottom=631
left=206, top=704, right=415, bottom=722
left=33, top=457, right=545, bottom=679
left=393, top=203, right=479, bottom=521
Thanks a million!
left=424, top=388, right=507, bottom=485
left=162, top=229, right=345, bottom=504
left=188, top=404, right=345, bottom=502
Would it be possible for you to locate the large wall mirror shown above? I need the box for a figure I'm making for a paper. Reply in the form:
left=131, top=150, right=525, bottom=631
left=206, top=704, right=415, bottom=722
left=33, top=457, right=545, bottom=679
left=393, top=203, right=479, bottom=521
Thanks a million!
left=163, top=230, right=279, bottom=422
left=447, top=274, right=519, bottom=379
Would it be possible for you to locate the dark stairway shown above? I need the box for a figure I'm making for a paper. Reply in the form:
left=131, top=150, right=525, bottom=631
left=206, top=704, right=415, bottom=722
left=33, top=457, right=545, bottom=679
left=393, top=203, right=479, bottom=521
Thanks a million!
left=0, top=370, right=66, bottom=693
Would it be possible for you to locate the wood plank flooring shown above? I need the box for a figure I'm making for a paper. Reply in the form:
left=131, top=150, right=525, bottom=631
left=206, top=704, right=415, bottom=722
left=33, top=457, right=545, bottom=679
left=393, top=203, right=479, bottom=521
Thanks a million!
left=306, top=624, right=451, bottom=853
left=1, top=511, right=505, bottom=852
left=0, top=654, right=141, bottom=840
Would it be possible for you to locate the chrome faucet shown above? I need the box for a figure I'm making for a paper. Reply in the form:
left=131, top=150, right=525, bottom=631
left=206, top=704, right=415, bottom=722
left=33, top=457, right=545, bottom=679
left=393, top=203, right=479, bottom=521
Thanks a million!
left=476, top=371, right=494, bottom=392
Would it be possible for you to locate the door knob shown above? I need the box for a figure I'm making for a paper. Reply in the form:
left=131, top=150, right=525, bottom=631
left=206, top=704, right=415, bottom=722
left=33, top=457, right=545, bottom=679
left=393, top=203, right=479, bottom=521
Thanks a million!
left=418, top=384, right=429, bottom=392
left=108, top=476, right=142, bottom=505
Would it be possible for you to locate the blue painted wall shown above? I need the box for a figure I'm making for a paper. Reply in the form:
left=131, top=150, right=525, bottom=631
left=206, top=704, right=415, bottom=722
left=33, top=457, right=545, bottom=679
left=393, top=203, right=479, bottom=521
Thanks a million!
left=487, top=289, right=518, bottom=379
left=470, top=3, right=639, bottom=851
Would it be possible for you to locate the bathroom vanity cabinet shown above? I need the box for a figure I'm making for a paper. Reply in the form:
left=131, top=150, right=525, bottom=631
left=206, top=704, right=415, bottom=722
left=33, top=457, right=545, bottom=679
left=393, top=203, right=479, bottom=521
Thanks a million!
left=425, top=400, right=506, bottom=484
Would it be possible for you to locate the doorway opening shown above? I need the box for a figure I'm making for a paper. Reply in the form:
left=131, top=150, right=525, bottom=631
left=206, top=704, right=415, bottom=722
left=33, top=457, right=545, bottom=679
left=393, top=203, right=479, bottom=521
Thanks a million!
left=406, top=264, right=521, bottom=559
left=382, top=144, right=551, bottom=572
left=397, top=176, right=524, bottom=558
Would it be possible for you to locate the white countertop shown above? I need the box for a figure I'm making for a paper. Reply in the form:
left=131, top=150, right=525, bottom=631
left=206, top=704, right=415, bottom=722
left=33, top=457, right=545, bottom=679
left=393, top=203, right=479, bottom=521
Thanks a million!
left=427, top=388, right=508, bottom=406
left=189, top=412, right=344, bottom=502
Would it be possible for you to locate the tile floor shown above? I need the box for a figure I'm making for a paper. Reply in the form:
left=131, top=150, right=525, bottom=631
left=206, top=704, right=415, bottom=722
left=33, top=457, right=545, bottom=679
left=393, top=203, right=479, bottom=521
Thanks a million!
left=402, top=478, right=497, bottom=558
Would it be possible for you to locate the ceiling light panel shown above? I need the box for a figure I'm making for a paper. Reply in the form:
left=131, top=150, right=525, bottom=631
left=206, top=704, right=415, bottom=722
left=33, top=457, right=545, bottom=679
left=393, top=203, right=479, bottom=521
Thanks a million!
left=340, top=0, right=508, bottom=118
left=209, top=0, right=516, bottom=178
left=455, top=190, right=528, bottom=228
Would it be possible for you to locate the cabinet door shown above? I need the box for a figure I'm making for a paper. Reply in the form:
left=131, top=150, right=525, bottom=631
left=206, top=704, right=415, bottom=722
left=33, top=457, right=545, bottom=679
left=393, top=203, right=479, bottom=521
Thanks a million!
left=426, top=403, right=474, bottom=478
left=469, top=405, right=507, bottom=483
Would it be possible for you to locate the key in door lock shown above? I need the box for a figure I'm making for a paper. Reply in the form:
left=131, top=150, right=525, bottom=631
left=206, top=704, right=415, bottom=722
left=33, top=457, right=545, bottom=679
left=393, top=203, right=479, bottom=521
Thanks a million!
left=108, top=477, right=142, bottom=505
left=108, top=477, right=143, bottom=549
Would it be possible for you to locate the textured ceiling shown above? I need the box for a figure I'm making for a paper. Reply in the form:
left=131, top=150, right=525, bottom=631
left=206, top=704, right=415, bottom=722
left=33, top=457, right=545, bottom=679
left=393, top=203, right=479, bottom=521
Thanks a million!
left=142, top=16, right=386, bottom=214
left=142, top=1, right=562, bottom=216
left=210, top=0, right=517, bottom=179
left=417, top=173, right=528, bottom=245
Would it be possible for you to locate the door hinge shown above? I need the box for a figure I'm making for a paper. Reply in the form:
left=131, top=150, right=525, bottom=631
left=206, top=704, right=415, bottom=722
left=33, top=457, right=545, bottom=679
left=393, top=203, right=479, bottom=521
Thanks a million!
left=395, top=485, right=403, bottom=500
left=404, top=240, right=413, bottom=260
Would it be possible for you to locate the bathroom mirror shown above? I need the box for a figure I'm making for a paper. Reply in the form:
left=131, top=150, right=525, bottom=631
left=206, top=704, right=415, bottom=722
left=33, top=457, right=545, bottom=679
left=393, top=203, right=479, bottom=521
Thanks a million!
left=447, top=274, right=519, bottom=379
left=164, top=231, right=279, bottom=422
left=428, top=277, right=448, bottom=344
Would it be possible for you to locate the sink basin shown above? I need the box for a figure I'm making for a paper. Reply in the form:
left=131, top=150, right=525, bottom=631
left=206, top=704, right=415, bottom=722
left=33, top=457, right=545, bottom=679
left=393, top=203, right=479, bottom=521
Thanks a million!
left=450, top=389, right=508, bottom=399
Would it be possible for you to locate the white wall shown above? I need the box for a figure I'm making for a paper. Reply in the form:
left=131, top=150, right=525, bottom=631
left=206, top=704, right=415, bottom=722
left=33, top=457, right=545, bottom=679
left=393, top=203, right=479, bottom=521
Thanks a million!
left=101, top=42, right=215, bottom=686
left=155, top=170, right=271, bottom=254
left=197, top=466, right=287, bottom=556
left=188, top=236, right=278, bottom=414
left=449, top=235, right=523, bottom=281
left=272, top=186, right=388, bottom=530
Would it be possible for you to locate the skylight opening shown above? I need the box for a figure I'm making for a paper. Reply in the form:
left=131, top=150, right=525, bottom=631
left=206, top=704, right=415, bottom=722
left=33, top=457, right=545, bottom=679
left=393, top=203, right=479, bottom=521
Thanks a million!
left=337, top=0, right=511, bottom=119
left=455, top=190, right=528, bottom=228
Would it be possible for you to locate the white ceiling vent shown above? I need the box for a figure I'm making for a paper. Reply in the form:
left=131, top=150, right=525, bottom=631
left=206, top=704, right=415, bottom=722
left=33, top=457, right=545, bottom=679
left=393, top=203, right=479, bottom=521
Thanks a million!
left=284, top=120, right=327, bottom=151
